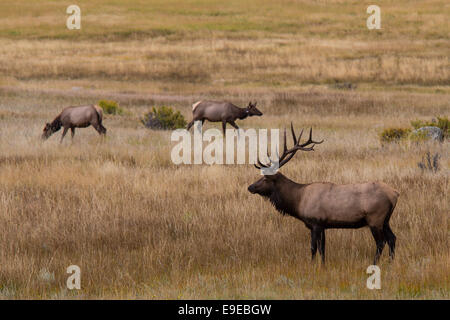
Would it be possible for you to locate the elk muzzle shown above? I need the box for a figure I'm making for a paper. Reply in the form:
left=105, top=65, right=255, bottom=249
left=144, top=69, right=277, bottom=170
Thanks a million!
left=41, top=130, right=51, bottom=140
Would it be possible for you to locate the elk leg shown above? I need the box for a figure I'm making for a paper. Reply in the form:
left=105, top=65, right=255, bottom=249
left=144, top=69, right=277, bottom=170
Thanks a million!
left=318, top=229, right=326, bottom=263
left=196, top=120, right=204, bottom=133
left=186, top=120, right=194, bottom=131
left=187, top=117, right=202, bottom=131
left=70, top=127, right=75, bottom=140
left=310, top=227, right=321, bottom=261
left=383, top=224, right=396, bottom=261
left=370, top=227, right=386, bottom=265
left=228, top=121, right=239, bottom=130
left=229, top=121, right=241, bottom=138
left=60, top=127, right=69, bottom=143
left=222, top=121, right=226, bottom=135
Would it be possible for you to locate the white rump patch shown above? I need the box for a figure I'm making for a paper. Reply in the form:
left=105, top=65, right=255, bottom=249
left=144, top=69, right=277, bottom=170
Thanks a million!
left=192, top=101, right=202, bottom=111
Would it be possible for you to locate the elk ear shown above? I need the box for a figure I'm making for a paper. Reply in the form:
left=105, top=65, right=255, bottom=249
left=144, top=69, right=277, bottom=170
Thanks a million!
left=253, top=101, right=257, bottom=107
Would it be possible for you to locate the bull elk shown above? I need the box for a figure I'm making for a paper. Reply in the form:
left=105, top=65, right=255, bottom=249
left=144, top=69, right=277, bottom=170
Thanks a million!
left=42, top=105, right=107, bottom=143
left=186, top=100, right=263, bottom=135
left=248, top=124, right=399, bottom=264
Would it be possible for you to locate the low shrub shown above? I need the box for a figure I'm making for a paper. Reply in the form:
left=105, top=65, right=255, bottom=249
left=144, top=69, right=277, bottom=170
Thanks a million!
left=98, top=100, right=124, bottom=115
left=408, top=129, right=431, bottom=143
left=333, top=82, right=357, bottom=90
left=379, top=128, right=411, bottom=143
left=411, top=116, right=449, bottom=139
left=141, top=106, right=187, bottom=130
left=417, top=152, right=440, bottom=173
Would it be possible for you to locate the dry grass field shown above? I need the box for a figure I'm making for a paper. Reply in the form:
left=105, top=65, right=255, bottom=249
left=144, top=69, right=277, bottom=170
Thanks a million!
left=0, top=1, right=448, bottom=299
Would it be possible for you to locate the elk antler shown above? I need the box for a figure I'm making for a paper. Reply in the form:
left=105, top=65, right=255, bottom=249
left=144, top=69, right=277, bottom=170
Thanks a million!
left=254, top=123, right=323, bottom=171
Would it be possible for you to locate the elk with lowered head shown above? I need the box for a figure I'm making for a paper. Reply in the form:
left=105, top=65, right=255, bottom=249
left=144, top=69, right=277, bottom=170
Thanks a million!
left=186, top=100, right=262, bottom=135
left=248, top=124, right=399, bottom=264
left=42, top=105, right=107, bottom=143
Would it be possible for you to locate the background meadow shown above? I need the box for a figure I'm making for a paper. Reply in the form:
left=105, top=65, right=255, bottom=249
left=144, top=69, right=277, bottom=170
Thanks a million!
left=0, top=0, right=448, bottom=298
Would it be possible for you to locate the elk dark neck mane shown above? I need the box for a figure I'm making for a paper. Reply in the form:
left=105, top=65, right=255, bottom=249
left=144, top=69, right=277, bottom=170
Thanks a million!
left=51, top=115, right=62, bottom=131
left=269, top=175, right=305, bottom=218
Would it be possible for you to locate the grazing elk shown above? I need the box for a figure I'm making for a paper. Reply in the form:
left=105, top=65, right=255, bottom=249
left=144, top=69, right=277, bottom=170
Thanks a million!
left=186, top=100, right=262, bottom=135
left=42, top=105, right=107, bottom=143
left=248, top=124, right=399, bottom=264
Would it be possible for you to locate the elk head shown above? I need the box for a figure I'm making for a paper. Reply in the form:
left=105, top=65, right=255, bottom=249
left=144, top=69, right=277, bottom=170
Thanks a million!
left=41, top=122, right=60, bottom=140
left=248, top=123, right=323, bottom=197
left=245, top=101, right=263, bottom=116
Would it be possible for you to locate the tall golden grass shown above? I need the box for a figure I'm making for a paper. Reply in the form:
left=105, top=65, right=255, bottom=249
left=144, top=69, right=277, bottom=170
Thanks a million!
left=0, top=89, right=448, bottom=299
left=0, top=37, right=448, bottom=90
left=0, top=0, right=448, bottom=299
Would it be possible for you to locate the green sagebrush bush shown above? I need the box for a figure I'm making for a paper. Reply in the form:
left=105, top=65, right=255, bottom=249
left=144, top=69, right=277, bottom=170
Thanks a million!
left=380, top=116, right=449, bottom=143
left=408, top=129, right=431, bottom=143
left=141, top=106, right=187, bottom=130
left=98, top=100, right=124, bottom=115
left=379, top=128, right=411, bottom=143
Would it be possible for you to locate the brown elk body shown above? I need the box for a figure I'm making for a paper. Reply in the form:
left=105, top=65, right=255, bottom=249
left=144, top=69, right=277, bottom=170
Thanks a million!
left=248, top=124, right=399, bottom=264
left=186, top=100, right=262, bottom=134
left=42, top=105, right=107, bottom=143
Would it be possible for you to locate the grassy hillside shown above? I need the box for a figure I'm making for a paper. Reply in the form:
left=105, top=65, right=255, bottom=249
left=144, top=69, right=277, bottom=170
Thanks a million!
left=0, top=0, right=448, bottom=92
